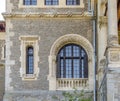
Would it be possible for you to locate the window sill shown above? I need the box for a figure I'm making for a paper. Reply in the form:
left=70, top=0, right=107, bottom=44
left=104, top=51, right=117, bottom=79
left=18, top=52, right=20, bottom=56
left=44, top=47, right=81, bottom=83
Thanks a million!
left=22, top=74, right=37, bottom=80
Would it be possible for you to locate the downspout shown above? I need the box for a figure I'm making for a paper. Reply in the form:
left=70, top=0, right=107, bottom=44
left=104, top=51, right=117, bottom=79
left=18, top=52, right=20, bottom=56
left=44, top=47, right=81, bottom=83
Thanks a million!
left=93, top=18, right=97, bottom=101
left=92, top=0, right=98, bottom=101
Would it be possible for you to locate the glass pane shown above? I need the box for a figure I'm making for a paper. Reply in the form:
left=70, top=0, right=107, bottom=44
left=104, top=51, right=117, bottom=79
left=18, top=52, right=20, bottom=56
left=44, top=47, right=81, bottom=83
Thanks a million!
left=60, top=59, right=64, bottom=78
left=31, top=0, right=37, bottom=5
left=45, top=0, right=58, bottom=5
left=60, top=49, right=64, bottom=57
left=24, top=0, right=30, bottom=5
left=24, top=0, right=37, bottom=5
left=73, top=59, right=80, bottom=78
left=81, top=58, right=84, bottom=78
left=66, top=59, right=72, bottom=78
left=73, top=45, right=79, bottom=57
left=28, top=47, right=33, bottom=54
left=26, top=47, right=34, bottom=74
left=28, top=56, right=34, bottom=74
left=65, top=45, right=72, bottom=57
left=66, top=0, right=80, bottom=5
left=57, top=44, right=88, bottom=79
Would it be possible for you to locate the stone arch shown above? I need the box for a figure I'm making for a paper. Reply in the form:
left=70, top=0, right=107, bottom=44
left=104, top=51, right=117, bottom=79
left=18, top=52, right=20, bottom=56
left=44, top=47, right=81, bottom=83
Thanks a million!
left=50, top=34, right=93, bottom=60
left=48, top=34, right=94, bottom=90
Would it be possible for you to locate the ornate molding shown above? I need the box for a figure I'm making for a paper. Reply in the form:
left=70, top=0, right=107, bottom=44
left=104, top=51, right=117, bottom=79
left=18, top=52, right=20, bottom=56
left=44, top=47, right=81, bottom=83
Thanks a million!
left=108, top=35, right=118, bottom=45
left=50, top=34, right=93, bottom=60
left=110, top=52, right=119, bottom=62
left=3, top=12, right=95, bottom=19
left=48, top=34, right=94, bottom=90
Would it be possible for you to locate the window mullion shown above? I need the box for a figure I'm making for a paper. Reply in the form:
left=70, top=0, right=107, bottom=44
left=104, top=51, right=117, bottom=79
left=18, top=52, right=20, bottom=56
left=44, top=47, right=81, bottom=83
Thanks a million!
left=63, top=47, right=66, bottom=78
left=79, top=47, right=82, bottom=78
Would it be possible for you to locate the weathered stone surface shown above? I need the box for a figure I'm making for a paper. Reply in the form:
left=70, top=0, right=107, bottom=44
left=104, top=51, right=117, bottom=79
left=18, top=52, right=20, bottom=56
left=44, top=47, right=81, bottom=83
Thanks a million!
left=8, top=19, right=93, bottom=91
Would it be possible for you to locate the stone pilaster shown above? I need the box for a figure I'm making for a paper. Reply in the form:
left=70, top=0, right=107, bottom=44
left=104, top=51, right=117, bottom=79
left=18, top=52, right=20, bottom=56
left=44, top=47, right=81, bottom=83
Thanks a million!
left=108, top=0, right=118, bottom=45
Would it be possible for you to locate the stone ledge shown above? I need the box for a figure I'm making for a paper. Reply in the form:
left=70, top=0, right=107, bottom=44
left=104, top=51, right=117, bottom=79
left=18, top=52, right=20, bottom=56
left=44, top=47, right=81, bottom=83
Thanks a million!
left=2, top=12, right=95, bottom=19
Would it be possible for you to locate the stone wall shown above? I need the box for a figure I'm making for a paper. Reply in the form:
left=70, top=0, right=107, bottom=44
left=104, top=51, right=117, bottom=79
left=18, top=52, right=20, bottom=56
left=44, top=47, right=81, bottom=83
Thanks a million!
left=4, top=0, right=95, bottom=101
left=0, top=39, right=5, bottom=101
left=0, top=65, right=5, bottom=101
left=7, top=18, right=93, bottom=91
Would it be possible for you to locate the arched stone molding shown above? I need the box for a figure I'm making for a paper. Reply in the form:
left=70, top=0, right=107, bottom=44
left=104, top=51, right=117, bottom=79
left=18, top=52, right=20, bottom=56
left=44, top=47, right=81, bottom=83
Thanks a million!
left=48, top=34, right=94, bottom=90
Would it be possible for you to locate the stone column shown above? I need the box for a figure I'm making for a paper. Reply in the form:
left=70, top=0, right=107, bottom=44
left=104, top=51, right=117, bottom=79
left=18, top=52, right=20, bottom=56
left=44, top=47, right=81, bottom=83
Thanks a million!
left=108, top=0, right=118, bottom=45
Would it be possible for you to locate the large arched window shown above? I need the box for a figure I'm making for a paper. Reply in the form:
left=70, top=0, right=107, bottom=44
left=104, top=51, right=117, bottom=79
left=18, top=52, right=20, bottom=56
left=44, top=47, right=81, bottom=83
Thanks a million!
left=26, top=46, right=34, bottom=74
left=57, top=44, right=88, bottom=78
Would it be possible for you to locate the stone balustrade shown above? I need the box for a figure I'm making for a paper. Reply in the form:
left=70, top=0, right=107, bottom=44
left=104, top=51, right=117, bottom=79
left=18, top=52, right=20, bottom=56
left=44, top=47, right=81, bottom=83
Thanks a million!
left=56, top=78, right=88, bottom=90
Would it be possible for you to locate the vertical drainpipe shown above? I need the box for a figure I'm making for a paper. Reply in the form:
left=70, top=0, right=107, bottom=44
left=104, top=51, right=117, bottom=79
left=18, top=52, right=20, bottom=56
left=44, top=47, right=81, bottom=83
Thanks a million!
left=93, top=20, right=97, bottom=101
left=92, top=0, right=97, bottom=101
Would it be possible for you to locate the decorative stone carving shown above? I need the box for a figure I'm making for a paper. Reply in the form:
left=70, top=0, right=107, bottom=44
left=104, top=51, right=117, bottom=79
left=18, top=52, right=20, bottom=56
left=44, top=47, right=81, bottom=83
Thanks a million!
left=108, top=35, right=118, bottom=45
left=19, top=36, right=40, bottom=80
left=110, top=52, right=119, bottom=62
left=100, top=59, right=106, bottom=66
left=50, top=34, right=93, bottom=59
left=3, top=12, right=94, bottom=19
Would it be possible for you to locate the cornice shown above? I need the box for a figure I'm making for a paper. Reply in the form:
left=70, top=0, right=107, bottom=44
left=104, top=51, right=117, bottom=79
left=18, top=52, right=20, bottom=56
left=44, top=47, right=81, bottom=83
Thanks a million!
left=3, top=12, right=96, bottom=19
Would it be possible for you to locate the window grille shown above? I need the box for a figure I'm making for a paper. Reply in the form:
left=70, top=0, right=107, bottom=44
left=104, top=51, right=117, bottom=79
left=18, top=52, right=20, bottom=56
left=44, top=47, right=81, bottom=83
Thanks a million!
left=66, top=0, right=80, bottom=5
left=23, top=0, right=37, bottom=5
left=26, top=46, right=34, bottom=74
left=45, top=0, right=59, bottom=5
left=57, top=44, right=88, bottom=78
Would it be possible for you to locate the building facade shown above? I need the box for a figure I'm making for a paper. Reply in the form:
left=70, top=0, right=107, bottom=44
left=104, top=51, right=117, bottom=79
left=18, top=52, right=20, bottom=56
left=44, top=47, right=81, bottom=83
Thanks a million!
left=0, top=0, right=120, bottom=101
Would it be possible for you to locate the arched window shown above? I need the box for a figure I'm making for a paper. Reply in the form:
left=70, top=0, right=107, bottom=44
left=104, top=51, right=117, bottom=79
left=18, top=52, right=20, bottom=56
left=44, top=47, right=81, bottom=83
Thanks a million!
left=57, top=44, right=88, bottom=78
left=23, top=0, right=37, bottom=5
left=26, top=46, right=34, bottom=74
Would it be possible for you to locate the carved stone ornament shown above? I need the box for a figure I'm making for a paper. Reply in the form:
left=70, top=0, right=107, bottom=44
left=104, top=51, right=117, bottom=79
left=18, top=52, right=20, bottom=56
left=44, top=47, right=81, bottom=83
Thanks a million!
left=108, top=35, right=118, bottom=45
left=100, top=58, right=106, bottom=66
left=110, top=52, right=119, bottom=62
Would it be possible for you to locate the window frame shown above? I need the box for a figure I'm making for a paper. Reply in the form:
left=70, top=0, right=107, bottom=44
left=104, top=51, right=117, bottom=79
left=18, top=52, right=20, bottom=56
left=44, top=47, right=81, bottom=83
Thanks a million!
left=48, top=34, right=94, bottom=90
left=20, top=36, right=40, bottom=80
left=66, top=0, right=80, bottom=5
left=23, top=0, right=37, bottom=5
left=45, top=0, right=59, bottom=5
left=19, top=0, right=84, bottom=8
left=57, top=44, right=88, bottom=79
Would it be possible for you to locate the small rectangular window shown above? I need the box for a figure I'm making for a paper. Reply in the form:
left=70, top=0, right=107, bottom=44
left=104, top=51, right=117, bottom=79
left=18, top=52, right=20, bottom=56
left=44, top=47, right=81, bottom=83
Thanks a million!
left=20, top=36, right=39, bottom=80
left=23, top=0, right=37, bottom=5
left=26, top=46, right=34, bottom=74
left=45, top=0, right=59, bottom=5
left=66, top=0, right=80, bottom=5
